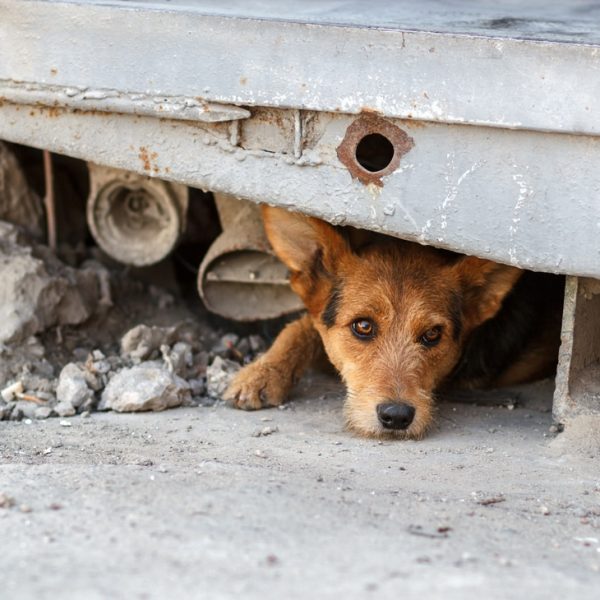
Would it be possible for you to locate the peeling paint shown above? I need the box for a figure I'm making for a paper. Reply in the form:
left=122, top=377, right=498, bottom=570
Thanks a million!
left=508, top=166, right=533, bottom=264
left=440, top=156, right=482, bottom=231
left=0, top=80, right=250, bottom=123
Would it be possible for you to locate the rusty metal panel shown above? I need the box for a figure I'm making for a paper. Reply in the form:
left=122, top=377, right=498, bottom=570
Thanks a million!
left=2, top=104, right=600, bottom=280
left=3, top=0, right=600, bottom=135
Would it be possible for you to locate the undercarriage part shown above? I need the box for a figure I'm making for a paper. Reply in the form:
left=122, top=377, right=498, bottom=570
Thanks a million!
left=553, top=277, right=600, bottom=422
left=198, top=193, right=303, bottom=321
left=86, top=163, right=188, bottom=266
left=43, top=149, right=56, bottom=250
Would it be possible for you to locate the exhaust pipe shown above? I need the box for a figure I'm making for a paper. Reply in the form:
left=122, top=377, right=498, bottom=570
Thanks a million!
left=198, top=193, right=303, bottom=321
left=86, top=163, right=188, bottom=266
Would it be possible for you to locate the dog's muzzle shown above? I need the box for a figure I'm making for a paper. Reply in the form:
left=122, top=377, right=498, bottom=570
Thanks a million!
left=376, top=402, right=415, bottom=430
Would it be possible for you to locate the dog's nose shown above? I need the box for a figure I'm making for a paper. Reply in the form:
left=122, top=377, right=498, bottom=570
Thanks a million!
left=376, top=402, right=415, bottom=430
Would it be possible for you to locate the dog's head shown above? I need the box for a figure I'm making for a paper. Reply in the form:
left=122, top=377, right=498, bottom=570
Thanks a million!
left=263, top=206, right=522, bottom=439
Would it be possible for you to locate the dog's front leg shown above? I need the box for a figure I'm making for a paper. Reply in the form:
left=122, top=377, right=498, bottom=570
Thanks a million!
left=224, top=314, right=322, bottom=410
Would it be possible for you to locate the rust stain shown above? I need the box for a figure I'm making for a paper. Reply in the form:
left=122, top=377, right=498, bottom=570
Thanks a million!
left=359, top=106, right=383, bottom=115
left=239, top=77, right=247, bottom=85
left=45, top=106, right=62, bottom=118
left=139, top=146, right=151, bottom=171
left=401, top=118, right=426, bottom=128
left=138, top=146, right=160, bottom=174
left=50, top=67, right=58, bottom=76
left=336, top=114, right=414, bottom=187
left=72, top=108, right=109, bottom=117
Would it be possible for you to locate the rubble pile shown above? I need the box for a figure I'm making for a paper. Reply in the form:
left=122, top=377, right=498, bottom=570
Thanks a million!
left=0, top=223, right=267, bottom=421
left=0, top=143, right=270, bottom=421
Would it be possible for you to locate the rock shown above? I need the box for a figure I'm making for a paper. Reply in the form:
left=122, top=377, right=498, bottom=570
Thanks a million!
left=91, top=349, right=105, bottom=361
left=0, top=142, right=44, bottom=237
left=193, top=351, right=210, bottom=377
left=161, top=342, right=193, bottom=376
left=99, top=364, right=190, bottom=412
left=91, top=359, right=111, bottom=375
left=80, top=259, right=113, bottom=309
left=82, top=356, right=108, bottom=392
left=13, top=399, right=39, bottom=420
left=20, top=375, right=54, bottom=395
left=120, top=324, right=178, bottom=360
left=0, top=492, right=16, bottom=509
left=72, top=347, right=91, bottom=362
left=188, top=377, right=206, bottom=398
left=252, top=426, right=279, bottom=438
left=0, top=222, right=102, bottom=344
left=9, top=406, right=23, bottom=421
left=206, top=357, right=241, bottom=399
left=56, top=363, right=93, bottom=408
left=54, top=401, right=76, bottom=417
left=34, top=406, right=52, bottom=420
left=212, top=333, right=240, bottom=357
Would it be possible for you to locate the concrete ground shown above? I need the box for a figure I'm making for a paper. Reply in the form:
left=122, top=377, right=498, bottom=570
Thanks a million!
left=1, top=374, right=599, bottom=600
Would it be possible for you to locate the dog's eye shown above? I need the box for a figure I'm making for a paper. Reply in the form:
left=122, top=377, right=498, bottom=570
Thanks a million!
left=351, top=319, right=376, bottom=340
left=420, top=326, right=442, bottom=347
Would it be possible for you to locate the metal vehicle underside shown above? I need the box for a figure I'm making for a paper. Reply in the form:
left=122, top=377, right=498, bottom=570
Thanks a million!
left=1, top=0, right=599, bottom=424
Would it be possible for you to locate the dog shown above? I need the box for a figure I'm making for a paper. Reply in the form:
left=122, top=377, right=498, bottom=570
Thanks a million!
left=224, top=206, right=564, bottom=439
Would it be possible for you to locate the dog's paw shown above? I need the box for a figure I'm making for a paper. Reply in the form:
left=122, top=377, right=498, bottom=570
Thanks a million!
left=224, top=361, right=292, bottom=410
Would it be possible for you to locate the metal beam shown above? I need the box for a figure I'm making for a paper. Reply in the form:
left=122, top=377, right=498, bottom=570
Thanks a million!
left=1, top=102, right=600, bottom=279
left=3, top=0, right=600, bottom=135
left=554, top=277, right=600, bottom=423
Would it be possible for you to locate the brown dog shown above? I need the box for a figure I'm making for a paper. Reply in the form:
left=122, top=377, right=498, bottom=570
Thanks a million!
left=225, top=206, right=564, bottom=439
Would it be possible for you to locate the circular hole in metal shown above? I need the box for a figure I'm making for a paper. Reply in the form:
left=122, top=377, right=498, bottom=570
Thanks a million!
left=355, top=133, right=395, bottom=173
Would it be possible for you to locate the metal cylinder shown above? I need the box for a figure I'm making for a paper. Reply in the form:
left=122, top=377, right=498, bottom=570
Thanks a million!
left=198, top=193, right=303, bottom=321
left=86, top=163, right=188, bottom=266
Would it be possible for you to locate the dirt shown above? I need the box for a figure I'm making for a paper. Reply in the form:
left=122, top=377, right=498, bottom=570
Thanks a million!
left=1, top=376, right=600, bottom=600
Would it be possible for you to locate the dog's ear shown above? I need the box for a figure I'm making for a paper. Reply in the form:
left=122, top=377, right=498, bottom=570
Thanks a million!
left=261, top=205, right=350, bottom=296
left=262, top=205, right=348, bottom=273
left=453, top=257, right=523, bottom=329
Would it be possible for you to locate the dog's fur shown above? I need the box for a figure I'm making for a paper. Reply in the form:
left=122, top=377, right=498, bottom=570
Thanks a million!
left=225, top=206, right=564, bottom=439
